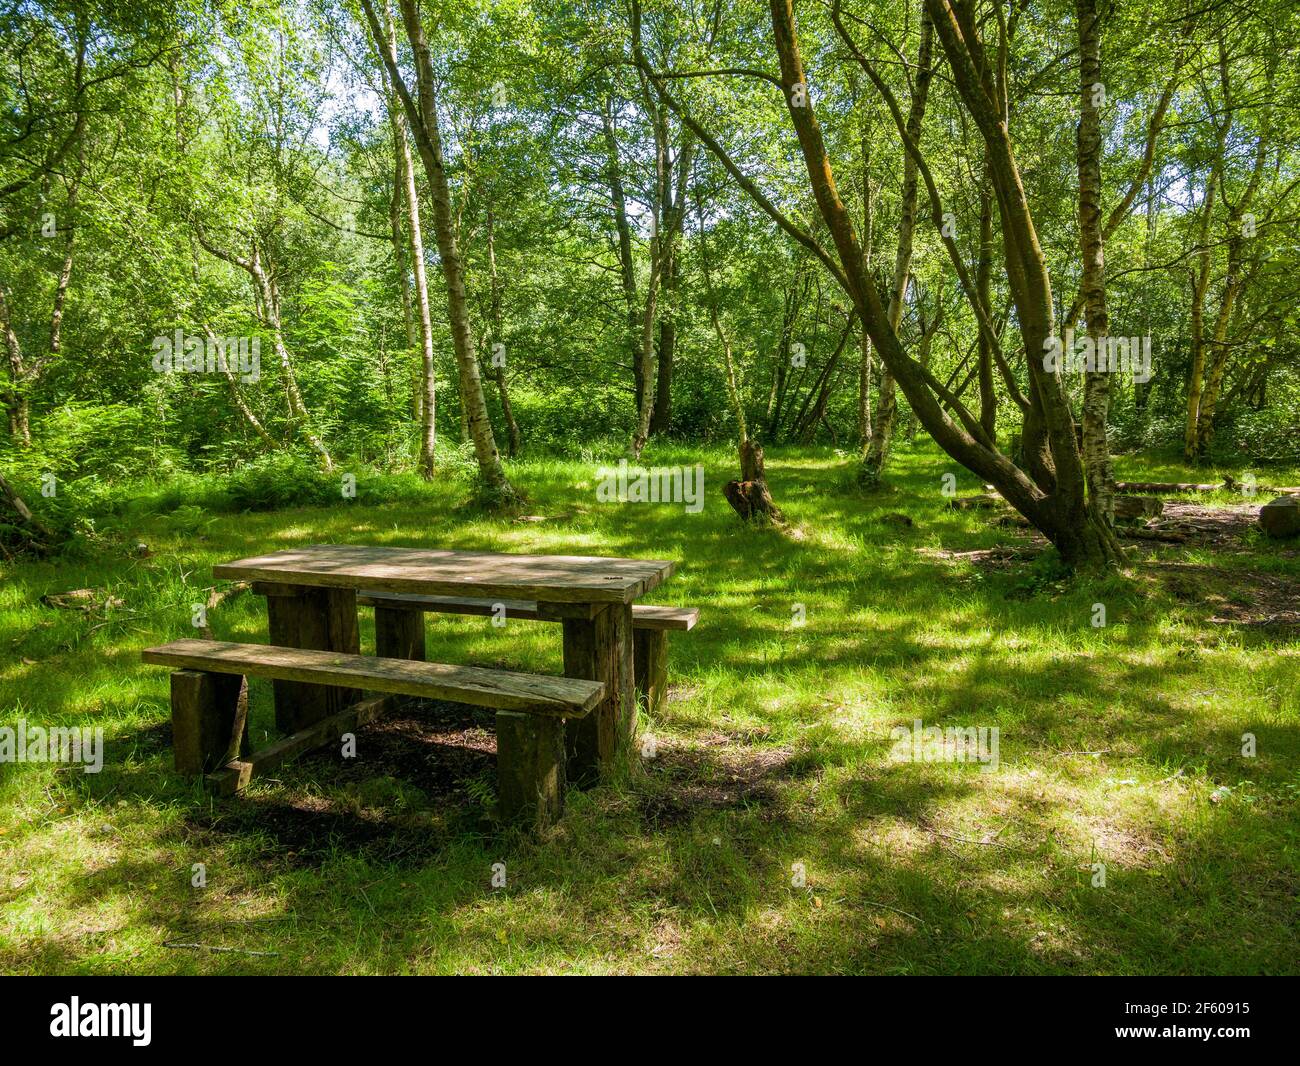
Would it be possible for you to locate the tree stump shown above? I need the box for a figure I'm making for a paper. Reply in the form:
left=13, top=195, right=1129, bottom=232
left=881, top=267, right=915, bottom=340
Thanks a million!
left=723, top=440, right=784, bottom=523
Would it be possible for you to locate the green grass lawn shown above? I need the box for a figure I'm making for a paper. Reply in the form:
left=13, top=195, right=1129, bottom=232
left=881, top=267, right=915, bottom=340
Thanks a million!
left=1, top=441, right=1297, bottom=974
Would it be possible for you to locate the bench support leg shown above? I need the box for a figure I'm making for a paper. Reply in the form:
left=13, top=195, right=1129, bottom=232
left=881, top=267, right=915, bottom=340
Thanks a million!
left=559, top=602, right=633, bottom=784
left=171, top=669, right=248, bottom=776
left=495, top=710, right=565, bottom=829
left=633, top=629, right=668, bottom=716
left=374, top=604, right=425, bottom=661
left=262, top=584, right=361, bottom=733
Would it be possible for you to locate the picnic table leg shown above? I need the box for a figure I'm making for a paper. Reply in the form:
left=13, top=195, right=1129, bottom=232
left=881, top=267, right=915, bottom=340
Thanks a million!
left=633, top=628, right=668, bottom=715
left=495, top=710, right=565, bottom=829
left=256, top=582, right=361, bottom=733
left=542, top=601, right=633, bottom=784
left=374, top=604, right=425, bottom=661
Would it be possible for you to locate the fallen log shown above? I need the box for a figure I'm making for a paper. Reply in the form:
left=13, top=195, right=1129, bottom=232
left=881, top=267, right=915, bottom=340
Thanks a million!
left=0, top=468, right=58, bottom=553
left=948, top=494, right=1005, bottom=510
left=1113, top=495, right=1164, bottom=521
left=1115, top=481, right=1222, bottom=495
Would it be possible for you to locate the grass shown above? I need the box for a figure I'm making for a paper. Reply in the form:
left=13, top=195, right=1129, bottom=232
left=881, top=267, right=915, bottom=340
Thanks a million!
left=1, top=440, right=1297, bottom=974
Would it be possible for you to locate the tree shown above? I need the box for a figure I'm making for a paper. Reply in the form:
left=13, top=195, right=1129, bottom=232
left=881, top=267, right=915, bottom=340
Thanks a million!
left=371, top=0, right=437, bottom=477
left=635, top=0, right=1124, bottom=568
left=361, top=0, right=518, bottom=503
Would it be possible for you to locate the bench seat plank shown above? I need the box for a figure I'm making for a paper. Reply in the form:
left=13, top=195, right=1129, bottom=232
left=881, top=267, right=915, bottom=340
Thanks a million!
left=356, top=590, right=697, bottom=631
left=142, top=639, right=602, bottom=717
left=628, top=605, right=698, bottom=631
left=358, top=591, right=541, bottom=620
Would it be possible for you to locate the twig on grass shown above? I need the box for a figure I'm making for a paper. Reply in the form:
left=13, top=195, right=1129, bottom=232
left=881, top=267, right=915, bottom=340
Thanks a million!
left=164, top=941, right=280, bottom=957
left=862, top=900, right=926, bottom=924
left=216, top=916, right=296, bottom=926
left=920, top=821, right=1019, bottom=851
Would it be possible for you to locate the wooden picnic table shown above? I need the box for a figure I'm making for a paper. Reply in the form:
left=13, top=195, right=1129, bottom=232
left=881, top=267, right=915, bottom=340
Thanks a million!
left=212, top=544, right=676, bottom=780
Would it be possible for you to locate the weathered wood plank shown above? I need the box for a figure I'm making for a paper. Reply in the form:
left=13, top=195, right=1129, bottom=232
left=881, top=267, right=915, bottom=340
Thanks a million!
left=495, top=710, right=565, bottom=829
left=214, top=544, right=675, bottom=605
left=358, top=591, right=541, bottom=620
left=143, top=639, right=604, bottom=716
left=627, top=605, right=698, bottom=632
left=561, top=603, right=634, bottom=783
left=206, top=694, right=394, bottom=796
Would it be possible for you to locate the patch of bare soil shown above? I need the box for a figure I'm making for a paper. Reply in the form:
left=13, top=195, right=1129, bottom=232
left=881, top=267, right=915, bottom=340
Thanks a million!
left=185, top=699, right=498, bottom=866
left=1144, top=561, right=1300, bottom=629
left=915, top=508, right=1297, bottom=630
left=1133, top=501, right=1286, bottom=553
left=317, top=701, right=497, bottom=797
left=918, top=543, right=1046, bottom=570
left=637, top=733, right=795, bottom=827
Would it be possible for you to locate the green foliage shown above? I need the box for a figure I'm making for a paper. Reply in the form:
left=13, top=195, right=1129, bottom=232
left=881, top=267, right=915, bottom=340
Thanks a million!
left=220, top=452, right=341, bottom=511
left=21, top=403, right=184, bottom=483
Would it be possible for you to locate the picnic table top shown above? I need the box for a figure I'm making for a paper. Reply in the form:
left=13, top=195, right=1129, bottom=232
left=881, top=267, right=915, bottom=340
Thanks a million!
left=213, top=544, right=676, bottom=604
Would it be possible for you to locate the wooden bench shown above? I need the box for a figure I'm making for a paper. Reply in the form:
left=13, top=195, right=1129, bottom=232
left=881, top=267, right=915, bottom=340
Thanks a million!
left=356, top=591, right=698, bottom=714
left=142, top=638, right=604, bottom=828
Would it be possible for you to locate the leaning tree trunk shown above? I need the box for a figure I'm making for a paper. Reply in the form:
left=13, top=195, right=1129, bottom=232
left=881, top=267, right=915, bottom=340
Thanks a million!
left=0, top=468, right=56, bottom=551
left=635, top=0, right=1123, bottom=568
left=0, top=286, right=30, bottom=445
left=861, top=11, right=932, bottom=485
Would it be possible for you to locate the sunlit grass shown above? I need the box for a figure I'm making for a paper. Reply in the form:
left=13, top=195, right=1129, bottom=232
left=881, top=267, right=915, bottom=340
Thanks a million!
left=0, top=440, right=1296, bottom=974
